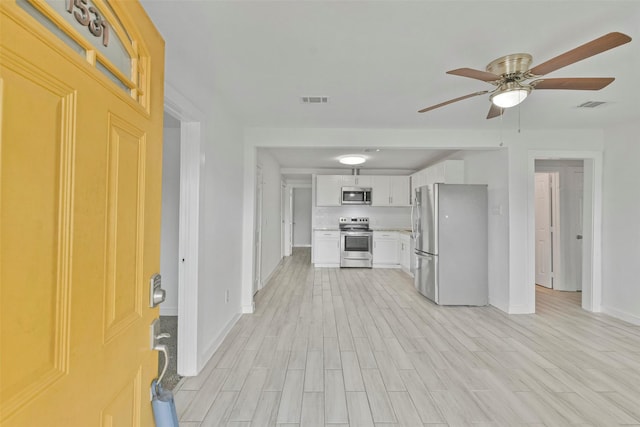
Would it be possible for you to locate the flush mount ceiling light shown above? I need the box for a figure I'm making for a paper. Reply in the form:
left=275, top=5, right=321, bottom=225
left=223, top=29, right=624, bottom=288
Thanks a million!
left=339, top=155, right=366, bottom=165
left=490, top=81, right=532, bottom=108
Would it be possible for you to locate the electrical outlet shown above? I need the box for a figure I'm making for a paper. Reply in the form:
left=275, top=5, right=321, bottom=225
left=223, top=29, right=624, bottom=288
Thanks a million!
left=225, top=289, right=229, bottom=303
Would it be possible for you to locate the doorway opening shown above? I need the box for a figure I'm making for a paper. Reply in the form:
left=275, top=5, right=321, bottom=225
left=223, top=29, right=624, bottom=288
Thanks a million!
left=159, top=111, right=182, bottom=389
left=531, top=157, right=589, bottom=310
left=282, top=180, right=313, bottom=260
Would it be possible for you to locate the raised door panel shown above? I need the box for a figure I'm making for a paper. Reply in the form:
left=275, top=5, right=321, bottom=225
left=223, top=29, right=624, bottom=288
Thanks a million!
left=0, top=56, right=75, bottom=420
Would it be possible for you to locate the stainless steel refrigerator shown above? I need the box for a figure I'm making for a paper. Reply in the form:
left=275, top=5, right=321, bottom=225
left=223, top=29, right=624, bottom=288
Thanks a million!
left=412, top=183, right=488, bottom=305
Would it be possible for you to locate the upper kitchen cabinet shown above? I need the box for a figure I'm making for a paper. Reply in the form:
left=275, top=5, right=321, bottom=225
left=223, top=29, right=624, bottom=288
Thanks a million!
left=316, top=175, right=343, bottom=206
left=372, top=176, right=410, bottom=206
left=342, top=175, right=372, bottom=187
left=411, top=160, right=464, bottom=197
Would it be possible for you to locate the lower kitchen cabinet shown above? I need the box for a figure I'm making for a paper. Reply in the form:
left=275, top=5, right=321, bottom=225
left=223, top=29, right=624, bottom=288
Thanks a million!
left=372, top=231, right=398, bottom=266
left=313, top=230, right=340, bottom=266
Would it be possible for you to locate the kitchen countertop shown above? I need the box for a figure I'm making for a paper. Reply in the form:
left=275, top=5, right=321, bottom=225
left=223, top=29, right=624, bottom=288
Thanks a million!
left=314, top=227, right=412, bottom=235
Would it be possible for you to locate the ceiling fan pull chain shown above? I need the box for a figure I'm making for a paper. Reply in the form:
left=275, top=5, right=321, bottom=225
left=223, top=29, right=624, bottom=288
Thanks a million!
left=518, top=103, right=522, bottom=133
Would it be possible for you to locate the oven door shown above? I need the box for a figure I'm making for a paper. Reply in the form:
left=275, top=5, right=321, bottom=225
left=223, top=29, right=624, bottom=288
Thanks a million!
left=340, top=231, right=373, bottom=268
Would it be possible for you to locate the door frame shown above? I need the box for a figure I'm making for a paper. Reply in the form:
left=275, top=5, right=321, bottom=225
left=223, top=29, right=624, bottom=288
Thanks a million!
left=164, top=83, right=203, bottom=376
left=254, top=164, right=263, bottom=294
left=528, top=151, right=601, bottom=312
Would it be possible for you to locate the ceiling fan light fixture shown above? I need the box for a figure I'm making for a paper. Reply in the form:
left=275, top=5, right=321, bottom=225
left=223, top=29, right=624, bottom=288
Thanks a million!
left=490, top=83, right=531, bottom=108
left=339, top=155, right=366, bottom=165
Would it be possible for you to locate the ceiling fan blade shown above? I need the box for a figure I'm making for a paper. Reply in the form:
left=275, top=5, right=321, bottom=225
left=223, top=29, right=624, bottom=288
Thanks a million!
left=532, top=77, right=615, bottom=90
left=447, top=68, right=500, bottom=82
left=529, top=32, right=632, bottom=76
left=486, top=104, right=503, bottom=119
left=418, top=91, right=489, bottom=113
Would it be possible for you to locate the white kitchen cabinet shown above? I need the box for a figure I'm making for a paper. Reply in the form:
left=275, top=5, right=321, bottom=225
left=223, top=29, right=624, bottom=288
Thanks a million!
left=398, top=233, right=412, bottom=274
left=342, top=175, right=372, bottom=187
left=389, top=176, right=410, bottom=206
left=373, top=231, right=398, bottom=266
left=371, top=176, right=391, bottom=206
left=433, top=159, right=464, bottom=184
left=411, top=160, right=465, bottom=198
left=316, top=175, right=343, bottom=206
left=371, top=176, right=410, bottom=206
left=313, top=231, right=340, bottom=266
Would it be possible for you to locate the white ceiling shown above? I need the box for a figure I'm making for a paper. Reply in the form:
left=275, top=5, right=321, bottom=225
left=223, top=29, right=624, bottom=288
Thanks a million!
left=145, top=1, right=640, bottom=169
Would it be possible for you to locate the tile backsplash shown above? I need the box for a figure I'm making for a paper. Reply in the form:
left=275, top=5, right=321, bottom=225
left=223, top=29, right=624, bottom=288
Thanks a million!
left=314, top=206, right=411, bottom=229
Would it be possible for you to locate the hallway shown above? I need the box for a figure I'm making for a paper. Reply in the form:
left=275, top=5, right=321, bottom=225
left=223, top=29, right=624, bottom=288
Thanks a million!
left=172, top=248, right=640, bottom=426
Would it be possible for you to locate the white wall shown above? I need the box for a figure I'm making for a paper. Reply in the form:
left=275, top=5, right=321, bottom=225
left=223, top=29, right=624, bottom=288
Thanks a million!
left=257, top=150, right=283, bottom=287
left=159, top=126, right=180, bottom=315
left=602, top=123, right=640, bottom=324
left=196, top=101, right=245, bottom=368
left=293, top=188, right=312, bottom=246
left=458, top=149, right=510, bottom=312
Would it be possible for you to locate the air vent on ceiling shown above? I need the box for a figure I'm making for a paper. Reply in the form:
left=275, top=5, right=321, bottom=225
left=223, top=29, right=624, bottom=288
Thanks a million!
left=301, top=96, right=328, bottom=104
left=577, top=101, right=607, bottom=108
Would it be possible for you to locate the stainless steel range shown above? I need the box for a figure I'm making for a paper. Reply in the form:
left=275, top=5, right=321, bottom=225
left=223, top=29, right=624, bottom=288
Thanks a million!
left=339, top=217, right=373, bottom=268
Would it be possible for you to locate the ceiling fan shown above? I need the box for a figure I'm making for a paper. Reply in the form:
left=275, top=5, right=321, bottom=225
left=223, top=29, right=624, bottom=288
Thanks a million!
left=418, top=32, right=632, bottom=119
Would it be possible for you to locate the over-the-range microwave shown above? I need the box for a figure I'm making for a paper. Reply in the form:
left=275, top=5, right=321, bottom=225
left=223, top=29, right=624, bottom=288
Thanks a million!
left=341, top=187, right=372, bottom=205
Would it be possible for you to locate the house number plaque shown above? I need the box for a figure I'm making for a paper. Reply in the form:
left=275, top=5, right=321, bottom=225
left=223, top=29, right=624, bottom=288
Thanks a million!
left=66, top=0, right=110, bottom=47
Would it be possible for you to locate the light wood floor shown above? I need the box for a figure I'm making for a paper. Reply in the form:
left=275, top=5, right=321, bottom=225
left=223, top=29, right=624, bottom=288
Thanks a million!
left=173, top=248, right=640, bottom=426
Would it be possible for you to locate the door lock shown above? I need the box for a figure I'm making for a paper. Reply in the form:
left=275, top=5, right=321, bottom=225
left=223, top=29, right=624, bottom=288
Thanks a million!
left=149, top=273, right=166, bottom=308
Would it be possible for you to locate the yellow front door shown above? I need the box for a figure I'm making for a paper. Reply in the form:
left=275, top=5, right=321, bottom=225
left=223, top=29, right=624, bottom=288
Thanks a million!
left=1, top=1, right=164, bottom=425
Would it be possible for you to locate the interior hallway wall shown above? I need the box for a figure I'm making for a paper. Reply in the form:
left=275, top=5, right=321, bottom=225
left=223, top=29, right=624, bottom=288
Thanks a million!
left=257, top=149, right=283, bottom=287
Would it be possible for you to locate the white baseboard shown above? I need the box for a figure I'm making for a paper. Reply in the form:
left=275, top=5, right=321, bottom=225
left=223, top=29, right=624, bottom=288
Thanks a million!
left=489, top=297, right=509, bottom=314
left=242, top=302, right=255, bottom=313
left=314, top=263, right=340, bottom=268
left=601, top=305, right=640, bottom=326
left=507, top=303, right=534, bottom=314
left=197, top=312, right=242, bottom=371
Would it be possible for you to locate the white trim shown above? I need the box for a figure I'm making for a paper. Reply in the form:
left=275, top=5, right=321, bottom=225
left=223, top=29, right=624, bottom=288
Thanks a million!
left=242, top=302, right=256, bottom=314
left=527, top=150, right=602, bottom=314
left=601, top=306, right=640, bottom=326
left=241, top=146, right=257, bottom=314
left=159, top=307, right=178, bottom=316
left=164, top=83, right=203, bottom=377
left=197, top=313, right=242, bottom=369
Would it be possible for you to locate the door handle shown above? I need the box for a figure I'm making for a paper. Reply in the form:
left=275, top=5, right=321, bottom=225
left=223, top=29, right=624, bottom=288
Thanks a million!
left=576, top=234, right=583, bottom=240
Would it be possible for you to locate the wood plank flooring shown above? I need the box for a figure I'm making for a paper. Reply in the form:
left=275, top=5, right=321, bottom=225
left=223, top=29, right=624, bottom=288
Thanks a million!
left=173, top=248, right=640, bottom=426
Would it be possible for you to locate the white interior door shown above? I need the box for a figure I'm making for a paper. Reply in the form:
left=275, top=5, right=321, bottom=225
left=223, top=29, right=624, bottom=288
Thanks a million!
left=535, top=173, right=553, bottom=288
left=567, top=167, right=584, bottom=291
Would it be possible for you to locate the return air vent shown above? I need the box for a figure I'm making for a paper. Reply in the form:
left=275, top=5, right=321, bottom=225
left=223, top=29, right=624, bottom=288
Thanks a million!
left=301, top=96, right=328, bottom=104
left=577, top=101, right=607, bottom=108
